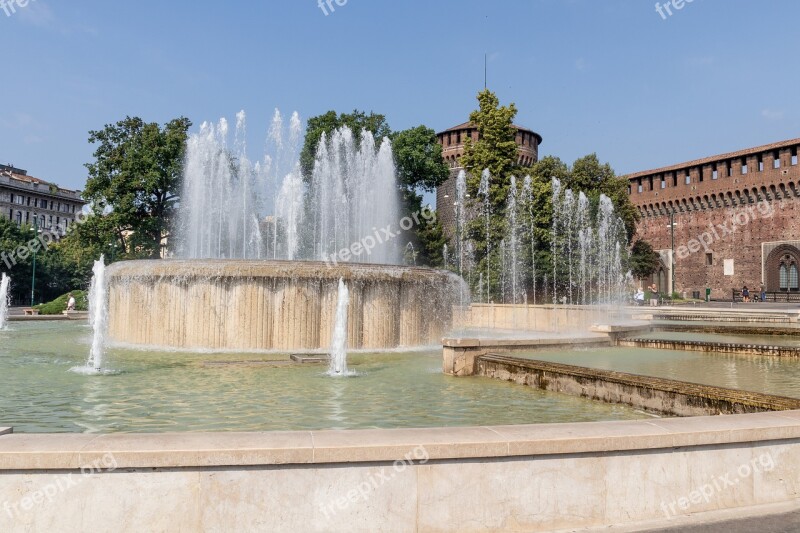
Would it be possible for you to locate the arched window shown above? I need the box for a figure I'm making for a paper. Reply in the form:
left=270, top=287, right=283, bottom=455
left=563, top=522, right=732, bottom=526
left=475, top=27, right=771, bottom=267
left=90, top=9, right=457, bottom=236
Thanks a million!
left=791, top=264, right=799, bottom=290
left=780, top=265, right=788, bottom=290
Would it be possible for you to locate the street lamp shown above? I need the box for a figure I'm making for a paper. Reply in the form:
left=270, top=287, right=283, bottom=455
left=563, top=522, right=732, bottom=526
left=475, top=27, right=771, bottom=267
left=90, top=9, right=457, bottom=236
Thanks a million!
left=668, top=210, right=677, bottom=297
left=30, top=216, right=38, bottom=307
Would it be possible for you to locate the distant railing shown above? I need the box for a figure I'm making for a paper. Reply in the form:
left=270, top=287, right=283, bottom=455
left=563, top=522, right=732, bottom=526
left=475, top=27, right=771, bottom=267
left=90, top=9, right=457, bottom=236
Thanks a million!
left=732, top=289, right=800, bottom=302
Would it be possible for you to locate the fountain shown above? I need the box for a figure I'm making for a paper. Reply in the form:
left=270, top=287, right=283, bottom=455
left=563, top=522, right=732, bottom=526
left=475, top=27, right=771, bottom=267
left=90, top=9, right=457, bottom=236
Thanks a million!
left=87, top=257, right=108, bottom=371
left=328, top=278, right=351, bottom=376
left=104, top=111, right=462, bottom=352
left=0, top=273, right=9, bottom=330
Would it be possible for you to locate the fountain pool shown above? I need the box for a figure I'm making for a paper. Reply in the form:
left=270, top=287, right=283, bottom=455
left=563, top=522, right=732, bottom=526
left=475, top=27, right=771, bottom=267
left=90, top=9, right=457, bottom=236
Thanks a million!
left=0, top=321, right=649, bottom=433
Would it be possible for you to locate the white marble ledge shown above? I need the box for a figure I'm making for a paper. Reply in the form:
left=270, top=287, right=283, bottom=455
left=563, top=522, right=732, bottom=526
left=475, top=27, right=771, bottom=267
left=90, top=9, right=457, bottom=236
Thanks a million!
left=1, top=411, right=800, bottom=471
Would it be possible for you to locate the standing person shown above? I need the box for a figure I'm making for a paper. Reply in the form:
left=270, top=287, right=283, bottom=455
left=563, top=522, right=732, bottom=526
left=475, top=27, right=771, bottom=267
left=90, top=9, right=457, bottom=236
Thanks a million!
left=760, top=284, right=766, bottom=303
left=67, top=293, right=76, bottom=311
left=635, top=287, right=645, bottom=306
left=649, top=284, right=659, bottom=307
left=742, top=286, right=750, bottom=303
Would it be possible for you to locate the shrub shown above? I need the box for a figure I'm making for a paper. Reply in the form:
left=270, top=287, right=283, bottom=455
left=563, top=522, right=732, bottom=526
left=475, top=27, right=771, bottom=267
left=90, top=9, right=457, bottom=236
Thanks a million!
left=34, top=290, right=89, bottom=315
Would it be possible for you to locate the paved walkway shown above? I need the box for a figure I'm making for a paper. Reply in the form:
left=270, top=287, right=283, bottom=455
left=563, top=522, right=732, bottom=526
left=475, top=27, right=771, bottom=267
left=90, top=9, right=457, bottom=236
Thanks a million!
left=646, top=508, right=800, bottom=532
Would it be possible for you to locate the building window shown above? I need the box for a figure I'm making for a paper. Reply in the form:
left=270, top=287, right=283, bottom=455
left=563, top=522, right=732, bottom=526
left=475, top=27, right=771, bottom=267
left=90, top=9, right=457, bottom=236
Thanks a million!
left=758, top=154, right=764, bottom=172
left=712, top=165, right=718, bottom=180
left=726, top=161, right=732, bottom=177
left=672, top=173, right=678, bottom=187
left=685, top=173, right=691, bottom=185
left=742, top=159, right=748, bottom=174
left=792, top=147, right=798, bottom=166
left=774, top=151, right=781, bottom=169
left=706, top=253, right=713, bottom=266
left=779, top=258, right=799, bottom=291
left=661, top=179, right=666, bottom=189
left=15, top=212, right=21, bottom=224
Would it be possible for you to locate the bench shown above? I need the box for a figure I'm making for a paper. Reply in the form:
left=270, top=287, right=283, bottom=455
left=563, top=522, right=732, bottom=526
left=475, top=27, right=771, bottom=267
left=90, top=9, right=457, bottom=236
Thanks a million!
left=23, top=308, right=40, bottom=316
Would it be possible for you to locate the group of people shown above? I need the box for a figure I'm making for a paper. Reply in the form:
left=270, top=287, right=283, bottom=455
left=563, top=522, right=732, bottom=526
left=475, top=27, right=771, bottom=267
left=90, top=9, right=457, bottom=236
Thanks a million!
left=634, top=284, right=661, bottom=307
left=741, top=285, right=766, bottom=303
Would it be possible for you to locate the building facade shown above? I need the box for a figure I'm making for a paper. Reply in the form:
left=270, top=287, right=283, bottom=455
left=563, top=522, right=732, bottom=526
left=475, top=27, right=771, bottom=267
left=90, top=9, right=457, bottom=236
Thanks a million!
left=435, top=122, right=542, bottom=240
left=626, top=139, right=800, bottom=299
left=0, top=164, right=86, bottom=236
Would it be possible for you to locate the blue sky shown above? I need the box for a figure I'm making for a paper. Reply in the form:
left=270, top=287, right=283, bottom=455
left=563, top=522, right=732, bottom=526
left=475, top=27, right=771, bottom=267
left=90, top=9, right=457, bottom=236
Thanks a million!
left=2, top=0, right=798, bottom=200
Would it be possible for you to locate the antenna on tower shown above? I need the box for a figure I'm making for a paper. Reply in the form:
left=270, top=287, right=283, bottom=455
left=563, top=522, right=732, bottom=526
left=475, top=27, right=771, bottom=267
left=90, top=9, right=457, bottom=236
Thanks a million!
left=484, top=52, right=487, bottom=89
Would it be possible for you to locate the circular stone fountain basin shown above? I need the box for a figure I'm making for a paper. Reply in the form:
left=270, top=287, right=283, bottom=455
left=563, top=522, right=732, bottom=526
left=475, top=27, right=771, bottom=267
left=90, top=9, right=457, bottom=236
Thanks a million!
left=106, top=260, right=462, bottom=351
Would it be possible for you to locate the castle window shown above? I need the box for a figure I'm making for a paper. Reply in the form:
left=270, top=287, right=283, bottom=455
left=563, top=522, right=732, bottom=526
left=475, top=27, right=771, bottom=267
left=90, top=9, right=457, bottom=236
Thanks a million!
left=726, top=160, right=732, bottom=177
left=758, top=154, right=764, bottom=172
left=685, top=173, right=691, bottom=185
left=661, top=178, right=666, bottom=189
left=706, top=253, right=713, bottom=266
left=774, top=151, right=781, bottom=169
left=712, top=164, right=718, bottom=180
left=637, top=181, right=643, bottom=193
left=792, top=147, right=797, bottom=166
left=698, top=168, right=704, bottom=182
left=648, top=176, right=653, bottom=190
left=672, top=173, right=678, bottom=187
left=742, top=159, right=748, bottom=174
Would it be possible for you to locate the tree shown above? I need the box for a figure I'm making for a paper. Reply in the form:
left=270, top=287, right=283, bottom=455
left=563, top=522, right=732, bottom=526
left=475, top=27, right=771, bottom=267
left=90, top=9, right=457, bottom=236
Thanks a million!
left=300, top=110, right=391, bottom=180
left=83, top=116, right=191, bottom=258
left=390, top=125, right=449, bottom=193
left=0, top=217, right=86, bottom=304
left=458, top=90, right=520, bottom=298
left=300, top=112, right=449, bottom=268
left=569, top=154, right=640, bottom=239
left=629, top=240, right=662, bottom=280
left=460, top=90, right=519, bottom=208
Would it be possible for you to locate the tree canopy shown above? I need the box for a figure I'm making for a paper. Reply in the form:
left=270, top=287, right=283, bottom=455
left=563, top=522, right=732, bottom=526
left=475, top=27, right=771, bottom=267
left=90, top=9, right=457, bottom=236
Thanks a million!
left=83, top=116, right=191, bottom=258
left=299, top=110, right=391, bottom=180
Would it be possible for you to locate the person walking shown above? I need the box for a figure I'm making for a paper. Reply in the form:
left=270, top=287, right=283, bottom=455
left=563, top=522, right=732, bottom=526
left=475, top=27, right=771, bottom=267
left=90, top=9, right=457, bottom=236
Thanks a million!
left=66, top=293, right=76, bottom=311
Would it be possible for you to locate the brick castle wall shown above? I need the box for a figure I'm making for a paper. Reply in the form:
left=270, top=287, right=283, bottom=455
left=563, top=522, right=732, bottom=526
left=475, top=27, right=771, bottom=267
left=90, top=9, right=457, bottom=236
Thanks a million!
left=627, top=139, right=800, bottom=299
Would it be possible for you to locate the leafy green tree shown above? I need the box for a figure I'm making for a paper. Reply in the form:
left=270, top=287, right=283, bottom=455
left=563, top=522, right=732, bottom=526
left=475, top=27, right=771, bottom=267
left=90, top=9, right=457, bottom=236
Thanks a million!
left=458, top=90, right=520, bottom=298
left=300, top=110, right=391, bottom=180
left=0, top=218, right=85, bottom=304
left=568, top=154, right=639, bottom=238
left=629, top=239, right=662, bottom=280
left=300, top=113, right=448, bottom=268
left=461, top=90, right=519, bottom=208
left=83, top=116, right=191, bottom=258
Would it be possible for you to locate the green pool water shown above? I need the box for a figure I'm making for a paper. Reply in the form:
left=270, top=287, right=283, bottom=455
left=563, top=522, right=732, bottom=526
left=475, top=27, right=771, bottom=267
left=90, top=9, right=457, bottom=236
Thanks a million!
left=524, top=344, right=800, bottom=398
left=0, top=322, right=648, bottom=434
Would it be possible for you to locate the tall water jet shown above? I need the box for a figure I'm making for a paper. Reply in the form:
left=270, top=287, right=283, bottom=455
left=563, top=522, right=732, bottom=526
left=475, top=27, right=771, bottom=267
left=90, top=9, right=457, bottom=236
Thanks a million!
left=0, top=273, right=10, bottom=330
left=177, top=112, right=401, bottom=265
left=478, top=169, right=491, bottom=303
left=87, top=257, right=108, bottom=372
left=328, top=278, right=350, bottom=376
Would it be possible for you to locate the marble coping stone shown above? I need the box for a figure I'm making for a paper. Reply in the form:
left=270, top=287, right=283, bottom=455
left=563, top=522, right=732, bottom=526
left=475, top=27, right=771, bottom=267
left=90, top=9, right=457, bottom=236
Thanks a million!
left=3, top=411, right=800, bottom=470
left=442, top=336, right=608, bottom=348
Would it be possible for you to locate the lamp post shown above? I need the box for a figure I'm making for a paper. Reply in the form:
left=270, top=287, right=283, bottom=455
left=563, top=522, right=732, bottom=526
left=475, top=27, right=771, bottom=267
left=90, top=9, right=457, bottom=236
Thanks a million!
left=30, top=217, right=38, bottom=307
left=668, top=210, right=677, bottom=297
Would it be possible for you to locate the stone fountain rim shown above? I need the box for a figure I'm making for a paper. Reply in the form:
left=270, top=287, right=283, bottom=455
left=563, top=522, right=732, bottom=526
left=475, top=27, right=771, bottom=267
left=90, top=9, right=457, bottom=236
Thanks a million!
left=105, top=259, right=460, bottom=282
